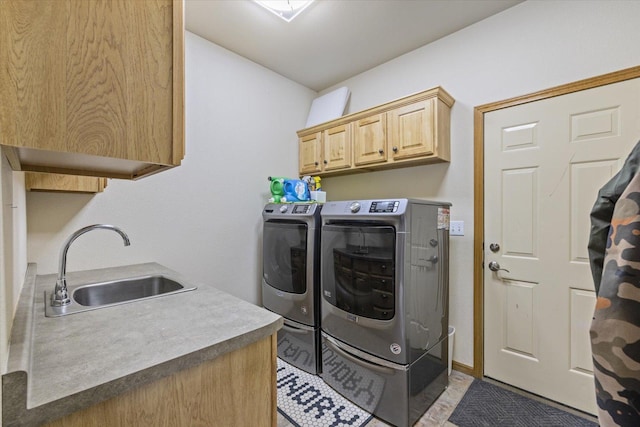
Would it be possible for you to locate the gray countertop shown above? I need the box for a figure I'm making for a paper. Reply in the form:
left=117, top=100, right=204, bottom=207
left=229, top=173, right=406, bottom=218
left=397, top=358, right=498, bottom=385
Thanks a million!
left=2, top=262, right=282, bottom=426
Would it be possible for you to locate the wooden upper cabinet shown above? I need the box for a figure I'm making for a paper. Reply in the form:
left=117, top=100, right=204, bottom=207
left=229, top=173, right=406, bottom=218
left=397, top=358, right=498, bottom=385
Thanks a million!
left=25, top=173, right=107, bottom=194
left=354, top=113, right=386, bottom=166
left=323, top=123, right=352, bottom=172
left=388, top=99, right=435, bottom=161
left=299, top=132, right=322, bottom=175
left=299, top=124, right=353, bottom=174
left=0, top=0, right=185, bottom=179
left=298, top=87, right=454, bottom=177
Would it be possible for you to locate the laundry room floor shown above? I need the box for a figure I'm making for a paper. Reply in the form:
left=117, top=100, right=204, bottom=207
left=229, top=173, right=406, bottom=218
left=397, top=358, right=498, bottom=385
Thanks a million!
left=276, top=368, right=599, bottom=427
left=277, top=369, right=474, bottom=427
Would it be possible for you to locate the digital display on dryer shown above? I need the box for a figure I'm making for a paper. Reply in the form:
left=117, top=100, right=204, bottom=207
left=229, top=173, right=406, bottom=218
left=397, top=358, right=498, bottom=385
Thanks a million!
left=369, top=201, right=399, bottom=213
left=292, top=205, right=310, bottom=214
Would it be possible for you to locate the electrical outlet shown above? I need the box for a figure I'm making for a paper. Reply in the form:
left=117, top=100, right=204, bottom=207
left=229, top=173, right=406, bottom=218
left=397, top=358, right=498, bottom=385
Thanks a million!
left=450, top=221, right=464, bottom=236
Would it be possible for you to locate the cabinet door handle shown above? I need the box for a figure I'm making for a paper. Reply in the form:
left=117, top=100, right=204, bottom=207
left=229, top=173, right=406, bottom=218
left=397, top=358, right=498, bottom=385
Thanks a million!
left=314, top=161, right=319, bottom=166
left=378, top=149, right=384, bottom=154
left=323, top=160, right=328, bottom=164
left=392, top=146, right=398, bottom=152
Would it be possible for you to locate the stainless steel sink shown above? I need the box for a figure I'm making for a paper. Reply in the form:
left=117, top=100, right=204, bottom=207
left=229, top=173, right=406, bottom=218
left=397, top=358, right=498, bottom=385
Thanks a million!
left=45, top=275, right=196, bottom=317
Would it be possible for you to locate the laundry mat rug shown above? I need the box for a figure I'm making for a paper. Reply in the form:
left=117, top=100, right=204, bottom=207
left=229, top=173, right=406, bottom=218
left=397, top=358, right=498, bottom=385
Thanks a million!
left=277, top=358, right=373, bottom=427
left=448, top=379, right=598, bottom=427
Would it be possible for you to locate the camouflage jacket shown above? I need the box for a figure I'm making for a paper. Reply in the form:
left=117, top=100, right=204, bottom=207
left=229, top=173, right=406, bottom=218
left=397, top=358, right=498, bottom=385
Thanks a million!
left=589, top=141, right=640, bottom=293
left=590, top=140, right=640, bottom=426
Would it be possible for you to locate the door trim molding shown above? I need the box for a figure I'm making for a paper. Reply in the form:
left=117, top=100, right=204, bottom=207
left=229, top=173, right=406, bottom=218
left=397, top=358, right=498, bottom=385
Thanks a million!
left=472, top=65, right=640, bottom=378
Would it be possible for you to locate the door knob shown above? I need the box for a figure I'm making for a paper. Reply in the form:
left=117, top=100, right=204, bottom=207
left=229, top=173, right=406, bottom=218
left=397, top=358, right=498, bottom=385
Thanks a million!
left=488, top=261, right=509, bottom=273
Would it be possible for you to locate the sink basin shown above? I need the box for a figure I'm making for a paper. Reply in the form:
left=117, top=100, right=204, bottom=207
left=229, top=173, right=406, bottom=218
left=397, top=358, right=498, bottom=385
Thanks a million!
left=74, top=275, right=187, bottom=306
left=45, top=275, right=196, bottom=317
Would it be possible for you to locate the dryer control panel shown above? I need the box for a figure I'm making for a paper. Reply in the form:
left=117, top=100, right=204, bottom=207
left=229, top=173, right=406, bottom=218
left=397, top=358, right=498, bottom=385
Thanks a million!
left=369, top=200, right=400, bottom=213
left=292, top=204, right=311, bottom=214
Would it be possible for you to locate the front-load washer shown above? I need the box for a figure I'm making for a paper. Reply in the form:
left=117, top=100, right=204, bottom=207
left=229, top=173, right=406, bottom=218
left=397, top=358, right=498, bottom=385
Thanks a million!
left=262, top=202, right=322, bottom=374
left=320, top=198, right=450, bottom=426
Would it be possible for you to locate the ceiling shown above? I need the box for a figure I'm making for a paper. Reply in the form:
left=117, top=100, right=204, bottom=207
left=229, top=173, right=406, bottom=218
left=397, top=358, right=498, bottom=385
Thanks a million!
left=185, top=0, right=523, bottom=92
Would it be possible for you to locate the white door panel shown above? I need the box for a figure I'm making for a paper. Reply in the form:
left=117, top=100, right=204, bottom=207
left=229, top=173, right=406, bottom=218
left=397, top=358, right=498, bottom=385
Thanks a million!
left=484, top=77, right=640, bottom=415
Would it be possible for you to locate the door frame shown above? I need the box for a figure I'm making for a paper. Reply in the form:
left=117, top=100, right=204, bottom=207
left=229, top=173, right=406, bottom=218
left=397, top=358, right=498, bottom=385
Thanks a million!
left=471, top=65, right=640, bottom=378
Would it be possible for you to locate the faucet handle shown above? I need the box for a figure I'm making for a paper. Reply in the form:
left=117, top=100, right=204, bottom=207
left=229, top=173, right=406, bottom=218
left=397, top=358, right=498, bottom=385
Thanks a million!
left=52, top=278, right=71, bottom=306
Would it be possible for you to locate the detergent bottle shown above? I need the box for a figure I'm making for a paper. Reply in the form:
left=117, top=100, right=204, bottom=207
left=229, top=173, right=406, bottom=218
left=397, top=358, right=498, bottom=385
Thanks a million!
left=267, top=176, right=289, bottom=203
left=282, top=179, right=310, bottom=202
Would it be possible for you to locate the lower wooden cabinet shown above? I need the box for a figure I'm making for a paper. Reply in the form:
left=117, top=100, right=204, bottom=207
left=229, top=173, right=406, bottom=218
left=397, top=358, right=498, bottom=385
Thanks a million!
left=25, top=172, right=107, bottom=193
left=45, top=335, right=277, bottom=427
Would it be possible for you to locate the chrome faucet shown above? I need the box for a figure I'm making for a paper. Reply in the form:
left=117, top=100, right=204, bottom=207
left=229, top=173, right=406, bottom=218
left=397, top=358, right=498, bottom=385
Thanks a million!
left=51, top=224, right=131, bottom=307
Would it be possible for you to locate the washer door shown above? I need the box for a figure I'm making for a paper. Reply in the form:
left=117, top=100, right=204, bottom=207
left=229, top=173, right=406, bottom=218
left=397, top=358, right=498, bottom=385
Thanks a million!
left=322, top=223, right=396, bottom=319
left=321, top=222, right=409, bottom=364
left=263, top=220, right=308, bottom=294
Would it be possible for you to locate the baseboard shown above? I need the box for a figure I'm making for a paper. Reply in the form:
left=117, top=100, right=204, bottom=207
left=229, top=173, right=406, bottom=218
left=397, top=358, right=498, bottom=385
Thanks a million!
left=452, top=361, right=476, bottom=377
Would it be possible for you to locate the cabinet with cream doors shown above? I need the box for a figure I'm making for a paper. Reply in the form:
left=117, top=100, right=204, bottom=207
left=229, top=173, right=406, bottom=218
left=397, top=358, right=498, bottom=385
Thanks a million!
left=0, top=0, right=184, bottom=180
left=298, top=87, right=454, bottom=177
left=298, top=123, right=353, bottom=175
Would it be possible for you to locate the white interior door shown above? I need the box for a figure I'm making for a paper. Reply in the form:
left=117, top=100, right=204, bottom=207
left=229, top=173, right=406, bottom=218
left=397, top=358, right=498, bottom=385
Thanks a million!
left=484, top=77, right=640, bottom=414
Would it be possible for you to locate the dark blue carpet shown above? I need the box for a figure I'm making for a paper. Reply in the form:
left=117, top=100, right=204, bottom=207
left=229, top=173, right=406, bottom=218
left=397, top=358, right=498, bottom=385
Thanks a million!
left=449, top=379, right=598, bottom=427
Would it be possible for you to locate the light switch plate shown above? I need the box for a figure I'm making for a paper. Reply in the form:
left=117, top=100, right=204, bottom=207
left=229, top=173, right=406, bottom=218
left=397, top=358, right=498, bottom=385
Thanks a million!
left=450, top=221, right=464, bottom=236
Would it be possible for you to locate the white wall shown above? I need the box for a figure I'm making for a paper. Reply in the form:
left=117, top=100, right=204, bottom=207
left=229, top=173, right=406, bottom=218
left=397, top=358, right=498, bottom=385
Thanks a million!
left=1, top=150, right=27, bottom=427
left=25, top=32, right=316, bottom=304
left=1, top=153, right=27, bottom=363
left=321, top=0, right=640, bottom=367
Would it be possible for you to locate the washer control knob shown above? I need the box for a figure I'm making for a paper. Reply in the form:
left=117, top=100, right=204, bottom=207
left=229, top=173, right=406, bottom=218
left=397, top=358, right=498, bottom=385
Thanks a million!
left=279, top=205, right=288, bottom=213
left=350, top=202, right=361, bottom=213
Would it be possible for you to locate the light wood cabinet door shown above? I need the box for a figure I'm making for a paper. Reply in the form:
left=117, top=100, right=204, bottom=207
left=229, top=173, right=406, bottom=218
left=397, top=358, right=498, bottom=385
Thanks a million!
left=354, top=113, right=387, bottom=166
left=0, top=0, right=184, bottom=180
left=323, top=123, right=352, bottom=172
left=45, top=335, right=277, bottom=427
left=387, top=99, right=435, bottom=161
left=299, top=132, right=322, bottom=174
left=25, top=173, right=107, bottom=193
